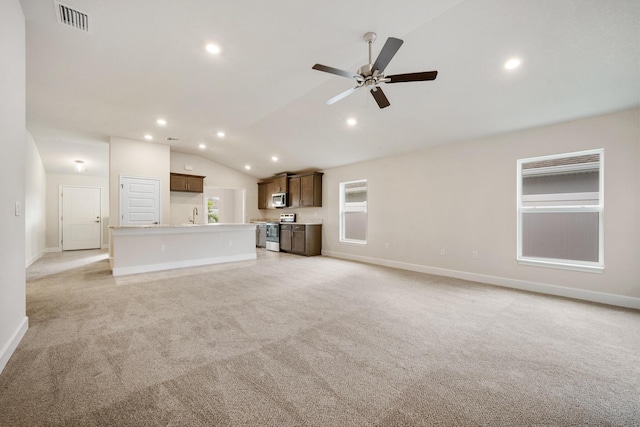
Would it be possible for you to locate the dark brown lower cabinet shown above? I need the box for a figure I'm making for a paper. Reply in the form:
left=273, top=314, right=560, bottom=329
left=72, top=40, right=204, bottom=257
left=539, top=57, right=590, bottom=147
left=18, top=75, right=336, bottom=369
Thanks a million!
left=280, top=225, right=292, bottom=252
left=280, top=224, right=321, bottom=256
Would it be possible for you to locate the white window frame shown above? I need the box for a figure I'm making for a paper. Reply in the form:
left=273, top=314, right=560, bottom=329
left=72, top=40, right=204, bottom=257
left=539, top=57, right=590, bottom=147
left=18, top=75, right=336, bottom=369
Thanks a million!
left=516, top=148, right=604, bottom=273
left=339, top=179, right=368, bottom=245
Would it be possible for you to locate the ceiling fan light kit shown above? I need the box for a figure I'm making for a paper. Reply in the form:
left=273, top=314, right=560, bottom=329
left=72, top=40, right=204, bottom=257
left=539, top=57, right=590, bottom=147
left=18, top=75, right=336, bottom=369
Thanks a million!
left=312, top=32, right=438, bottom=109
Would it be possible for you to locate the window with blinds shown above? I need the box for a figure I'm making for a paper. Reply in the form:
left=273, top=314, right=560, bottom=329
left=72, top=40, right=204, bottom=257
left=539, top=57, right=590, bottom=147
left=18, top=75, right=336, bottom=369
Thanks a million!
left=340, top=180, right=368, bottom=244
left=517, top=149, right=604, bottom=272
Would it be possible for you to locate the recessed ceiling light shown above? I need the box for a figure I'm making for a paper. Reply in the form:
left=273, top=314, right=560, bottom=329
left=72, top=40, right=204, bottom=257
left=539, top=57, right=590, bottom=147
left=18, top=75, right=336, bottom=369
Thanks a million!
left=244, top=165, right=251, bottom=170
left=156, top=119, right=167, bottom=126
left=217, top=131, right=225, bottom=138
left=504, top=58, right=522, bottom=70
left=347, top=118, right=357, bottom=126
left=271, top=156, right=278, bottom=162
left=144, top=134, right=153, bottom=140
left=198, top=144, right=206, bottom=149
left=206, top=44, right=221, bottom=55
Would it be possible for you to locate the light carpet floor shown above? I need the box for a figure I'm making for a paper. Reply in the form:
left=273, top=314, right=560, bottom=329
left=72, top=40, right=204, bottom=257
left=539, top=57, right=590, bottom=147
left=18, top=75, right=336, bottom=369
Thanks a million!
left=0, top=249, right=638, bottom=426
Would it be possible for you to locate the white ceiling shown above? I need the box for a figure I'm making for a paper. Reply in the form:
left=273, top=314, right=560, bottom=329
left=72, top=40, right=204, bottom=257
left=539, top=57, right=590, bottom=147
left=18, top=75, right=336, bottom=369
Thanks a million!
left=22, top=0, right=640, bottom=178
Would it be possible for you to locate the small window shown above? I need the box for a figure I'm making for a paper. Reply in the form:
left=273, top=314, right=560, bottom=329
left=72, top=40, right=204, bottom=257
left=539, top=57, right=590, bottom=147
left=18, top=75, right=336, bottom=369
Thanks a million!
left=340, top=180, right=367, bottom=244
left=207, top=197, right=219, bottom=223
left=517, top=149, right=604, bottom=272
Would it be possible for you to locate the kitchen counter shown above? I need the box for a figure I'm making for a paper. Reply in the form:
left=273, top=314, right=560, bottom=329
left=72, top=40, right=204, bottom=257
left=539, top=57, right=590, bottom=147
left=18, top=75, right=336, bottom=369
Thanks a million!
left=109, top=223, right=257, bottom=276
left=111, top=223, right=249, bottom=229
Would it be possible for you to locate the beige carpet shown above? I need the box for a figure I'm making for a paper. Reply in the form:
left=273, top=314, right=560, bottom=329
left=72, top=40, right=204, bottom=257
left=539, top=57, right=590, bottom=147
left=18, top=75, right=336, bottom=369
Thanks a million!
left=0, top=249, right=638, bottom=426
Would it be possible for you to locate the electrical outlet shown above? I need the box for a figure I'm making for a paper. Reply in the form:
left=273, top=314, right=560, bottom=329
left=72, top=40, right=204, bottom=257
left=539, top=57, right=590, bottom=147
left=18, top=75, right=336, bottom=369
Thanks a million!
left=473, top=251, right=479, bottom=259
left=440, top=248, right=446, bottom=256
left=228, top=240, right=233, bottom=246
left=160, top=244, right=165, bottom=251
left=384, top=242, right=389, bottom=249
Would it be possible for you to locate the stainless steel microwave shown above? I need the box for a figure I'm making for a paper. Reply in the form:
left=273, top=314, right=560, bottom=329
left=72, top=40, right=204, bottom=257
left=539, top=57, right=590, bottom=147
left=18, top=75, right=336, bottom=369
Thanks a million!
left=272, top=192, right=287, bottom=208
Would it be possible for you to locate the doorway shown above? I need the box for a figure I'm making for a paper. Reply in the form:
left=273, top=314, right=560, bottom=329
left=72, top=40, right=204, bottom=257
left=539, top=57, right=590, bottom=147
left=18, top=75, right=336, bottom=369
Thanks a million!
left=60, top=186, right=102, bottom=250
left=204, top=188, right=245, bottom=224
left=120, top=176, right=161, bottom=225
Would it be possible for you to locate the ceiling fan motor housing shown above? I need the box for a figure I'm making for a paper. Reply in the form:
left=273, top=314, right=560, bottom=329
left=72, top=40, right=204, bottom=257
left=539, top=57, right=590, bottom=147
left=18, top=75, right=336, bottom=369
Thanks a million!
left=357, top=64, right=377, bottom=86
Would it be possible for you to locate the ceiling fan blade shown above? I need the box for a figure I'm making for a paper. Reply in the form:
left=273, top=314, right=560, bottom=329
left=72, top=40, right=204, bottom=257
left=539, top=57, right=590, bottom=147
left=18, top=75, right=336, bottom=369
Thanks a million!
left=370, top=87, right=390, bottom=109
left=325, top=86, right=360, bottom=105
left=372, top=37, right=403, bottom=73
left=312, top=64, right=361, bottom=80
left=386, top=71, right=438, bottom=83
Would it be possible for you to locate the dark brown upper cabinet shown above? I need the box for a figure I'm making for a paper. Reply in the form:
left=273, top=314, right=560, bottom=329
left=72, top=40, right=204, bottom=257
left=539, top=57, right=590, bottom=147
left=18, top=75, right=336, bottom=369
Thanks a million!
left=272, top=173, right=288, bottom=194
left=170, top=173, right=205, bottom=193
left=288, top=172, right=322, bottom=208
left=257, top=182, right=269, bottom=209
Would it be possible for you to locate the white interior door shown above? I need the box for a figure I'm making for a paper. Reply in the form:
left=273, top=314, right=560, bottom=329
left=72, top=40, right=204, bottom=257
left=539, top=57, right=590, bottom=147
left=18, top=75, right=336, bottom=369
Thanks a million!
left=120, top=176, right=161, bottom=225
left=62, top=186, right=101, bottom=250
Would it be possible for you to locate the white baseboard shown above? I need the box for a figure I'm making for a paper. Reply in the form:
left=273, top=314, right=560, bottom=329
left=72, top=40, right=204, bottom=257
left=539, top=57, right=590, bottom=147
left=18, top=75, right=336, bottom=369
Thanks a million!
left=0, top=316, right=28, bottom=375
left=45, top=247, right=62, bottom=253
left=322, top=250, right=640, bottom=310
left=112, top=253, right=257, bottom=277
left=25, top=251, right=44, bottom=268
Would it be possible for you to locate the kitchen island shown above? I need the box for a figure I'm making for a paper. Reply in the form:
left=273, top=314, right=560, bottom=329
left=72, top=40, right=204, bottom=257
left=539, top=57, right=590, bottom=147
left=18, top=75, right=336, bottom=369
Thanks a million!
left=109, top=223, right=257, bottom=276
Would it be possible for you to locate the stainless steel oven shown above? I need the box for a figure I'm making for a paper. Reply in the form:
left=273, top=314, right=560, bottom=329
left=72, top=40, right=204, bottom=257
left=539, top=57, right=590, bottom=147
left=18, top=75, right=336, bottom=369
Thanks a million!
left=265, top=222, right=280, bottom=252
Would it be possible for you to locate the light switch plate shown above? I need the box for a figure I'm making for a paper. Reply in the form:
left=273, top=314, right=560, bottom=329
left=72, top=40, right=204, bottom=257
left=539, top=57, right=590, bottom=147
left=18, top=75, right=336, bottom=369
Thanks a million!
left=15, top=201, right=21, bottom=216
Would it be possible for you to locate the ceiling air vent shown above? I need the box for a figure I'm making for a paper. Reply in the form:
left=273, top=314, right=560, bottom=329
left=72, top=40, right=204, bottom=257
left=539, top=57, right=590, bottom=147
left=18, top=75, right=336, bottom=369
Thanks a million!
left=166, top=137, right=180, bottom=141
left=54, top=1, right=91, bottom=33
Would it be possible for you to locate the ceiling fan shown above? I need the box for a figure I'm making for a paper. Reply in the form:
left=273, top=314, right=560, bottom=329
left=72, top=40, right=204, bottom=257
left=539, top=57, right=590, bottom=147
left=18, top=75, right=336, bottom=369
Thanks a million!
left=312, top=32, right=438, bottom=109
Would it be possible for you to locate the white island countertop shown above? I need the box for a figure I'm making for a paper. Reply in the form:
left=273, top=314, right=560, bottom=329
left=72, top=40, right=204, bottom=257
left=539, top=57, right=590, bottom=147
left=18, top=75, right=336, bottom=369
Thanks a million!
left=110, top=223, right=254, bottom=229
left=109, top=223, right=257, bottom=276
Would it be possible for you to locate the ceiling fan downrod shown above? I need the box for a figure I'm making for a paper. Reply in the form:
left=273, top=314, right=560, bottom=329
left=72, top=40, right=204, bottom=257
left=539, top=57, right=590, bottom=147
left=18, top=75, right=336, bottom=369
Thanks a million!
left=364, top=31, right=376, bottom=65
left=359, top=32, right=378, bottom=86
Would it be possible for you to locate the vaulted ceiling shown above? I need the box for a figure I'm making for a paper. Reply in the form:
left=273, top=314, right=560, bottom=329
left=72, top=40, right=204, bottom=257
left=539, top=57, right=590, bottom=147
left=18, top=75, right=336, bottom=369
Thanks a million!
left=22, top=0, right=640, bottom=178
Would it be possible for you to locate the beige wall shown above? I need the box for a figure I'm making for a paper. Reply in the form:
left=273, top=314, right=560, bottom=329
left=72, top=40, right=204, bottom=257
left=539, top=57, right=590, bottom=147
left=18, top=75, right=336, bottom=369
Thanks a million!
left=170, top=191, right=203, bottom=225
left=45, top=173, right=110, bottom=250
left=25, top=131, right=46, bottom=265
left=170, top=152, right=260, bottom=223
left=109, top=137, right=171, bottom=227
left=0, top=0, right=27, bottom=374
left=322, top=108, right=640, bottom=305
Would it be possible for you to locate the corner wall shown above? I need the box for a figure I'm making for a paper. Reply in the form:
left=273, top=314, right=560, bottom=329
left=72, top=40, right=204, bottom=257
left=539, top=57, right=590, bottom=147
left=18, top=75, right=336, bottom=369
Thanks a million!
left=25, top=131, right=46, bottom=266
left=0, top=0, right=27, bottom=374
left=109, top=137, right=170, bottom=227
left=322, top=108, right=640, bottom=308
